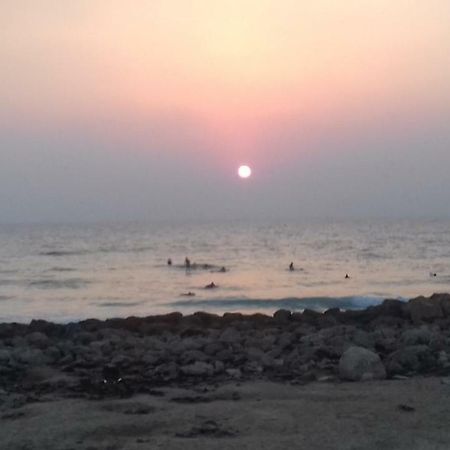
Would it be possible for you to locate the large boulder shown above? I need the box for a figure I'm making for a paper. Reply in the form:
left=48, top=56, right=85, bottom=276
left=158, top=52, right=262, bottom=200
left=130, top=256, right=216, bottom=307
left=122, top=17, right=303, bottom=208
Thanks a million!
left=339, top=346, right=386, bottom=381
left=407, top=297, right=444, bottom=324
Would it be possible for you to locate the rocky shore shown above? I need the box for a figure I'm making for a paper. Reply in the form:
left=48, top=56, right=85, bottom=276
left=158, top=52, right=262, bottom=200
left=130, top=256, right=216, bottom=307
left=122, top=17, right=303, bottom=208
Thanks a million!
left=1, top=293, right=450, bottom=403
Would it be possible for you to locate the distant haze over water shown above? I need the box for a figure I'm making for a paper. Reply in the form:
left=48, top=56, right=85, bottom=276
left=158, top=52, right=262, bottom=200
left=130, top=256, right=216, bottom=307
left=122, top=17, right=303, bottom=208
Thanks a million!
left=0, top=219, right=449, bottom=323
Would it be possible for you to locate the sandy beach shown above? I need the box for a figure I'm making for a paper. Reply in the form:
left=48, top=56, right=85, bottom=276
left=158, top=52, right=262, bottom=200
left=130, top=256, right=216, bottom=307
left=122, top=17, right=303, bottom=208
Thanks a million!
left=2, top=378, right=450, bottom=450
left=1, top=293, right=450, bottom=449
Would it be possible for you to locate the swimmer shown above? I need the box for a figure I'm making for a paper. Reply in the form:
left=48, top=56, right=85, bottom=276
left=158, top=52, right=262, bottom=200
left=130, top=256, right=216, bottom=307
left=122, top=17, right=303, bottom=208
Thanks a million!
left=181, top=291, right=196, bottom=296
left=289, top=262, right=294, bottom=271
left=205, top=282, right=218, bottom=289
left=219, top=266, right=227, bottom=273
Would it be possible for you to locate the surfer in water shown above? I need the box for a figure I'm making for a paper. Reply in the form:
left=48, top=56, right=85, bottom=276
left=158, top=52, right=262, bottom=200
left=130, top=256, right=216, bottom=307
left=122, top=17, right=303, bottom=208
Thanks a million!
left=205, top=282, right=217, bottom=289
left=167, top=258, right=172, bottom=266
left=185, top=257, right=191, bottom=269
left=289, top=262, right=294, bottom=271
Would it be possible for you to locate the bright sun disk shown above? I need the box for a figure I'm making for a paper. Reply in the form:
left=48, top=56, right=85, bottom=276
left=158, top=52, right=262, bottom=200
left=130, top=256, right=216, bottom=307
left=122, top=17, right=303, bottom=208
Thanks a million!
left=238, top=165, right=252, bottom=178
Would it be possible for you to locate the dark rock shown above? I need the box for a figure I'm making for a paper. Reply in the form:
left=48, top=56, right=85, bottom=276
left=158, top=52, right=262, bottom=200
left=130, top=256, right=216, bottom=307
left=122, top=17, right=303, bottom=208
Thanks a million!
left=273, top=309, right=291, bottom=324
left=302, top=309, right=322, bottom=325
left=204, top=342, right=225, bottom=356
left=192, top=312, right=220, bottom=327
left=339, top=346, right=386, bottom=381
left=407, top=297, right=444, bottom=324
left=13, top=348, right=47, bottom=366
left=153, top=362, right=179, bottom=381
left=181, top=361, right=214, bottom=377
left=0, top=349, right=11, bottom=364
left=26, top=332, right=50, bottom=349
left=219, top=328, right=241, bottom=344
left=431, top=293, right=450, bottom=317
left=386, top=345, right=437, bottom=376
left=401, top=327, right=434, bottom=346
left=222, top=312, right=244, bottom=323
left=180, top=350, right=208, bottom=365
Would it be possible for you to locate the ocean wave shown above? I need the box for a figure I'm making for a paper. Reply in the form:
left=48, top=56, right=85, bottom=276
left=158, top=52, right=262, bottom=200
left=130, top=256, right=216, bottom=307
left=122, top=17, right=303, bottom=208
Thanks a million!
left=167, top=296, right=391, bottom=311
left=41, top=245, right=155, bottom=257
left=40, top=250, right=88, bottom=257
left=49, top=267, right=76, bottom=272
left=0, top=269, right=18, bottom=274
left=97, top=301, right=144, bottom=308
left=29, top=278, right=90, bottom=289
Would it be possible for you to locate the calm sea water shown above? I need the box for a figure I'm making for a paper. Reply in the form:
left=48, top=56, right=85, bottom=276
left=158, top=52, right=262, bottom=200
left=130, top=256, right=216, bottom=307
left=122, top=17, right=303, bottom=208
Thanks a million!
left=0, top=220, right=449, bottom=323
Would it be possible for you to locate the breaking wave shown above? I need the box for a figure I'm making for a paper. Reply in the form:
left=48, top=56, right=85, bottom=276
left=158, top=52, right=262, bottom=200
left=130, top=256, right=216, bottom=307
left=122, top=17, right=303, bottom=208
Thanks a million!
left=167, top=295, right=398, bottom=312
left=40, top=250, right=88, bottom=257
left=29, top=278, right=91, bottom=290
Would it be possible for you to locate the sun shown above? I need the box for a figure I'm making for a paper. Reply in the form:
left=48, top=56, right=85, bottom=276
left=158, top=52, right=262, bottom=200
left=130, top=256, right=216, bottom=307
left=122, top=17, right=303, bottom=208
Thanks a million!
left=238, top=165, right=252, bottom=178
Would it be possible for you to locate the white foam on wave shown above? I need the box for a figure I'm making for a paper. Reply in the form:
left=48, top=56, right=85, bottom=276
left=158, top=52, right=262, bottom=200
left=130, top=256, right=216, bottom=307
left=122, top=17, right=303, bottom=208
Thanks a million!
left=167, top=295, right=400, bottom=312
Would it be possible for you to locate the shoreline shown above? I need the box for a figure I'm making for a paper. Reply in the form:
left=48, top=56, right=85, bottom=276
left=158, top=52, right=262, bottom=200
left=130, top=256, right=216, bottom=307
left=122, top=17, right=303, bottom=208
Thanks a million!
left=2, top=293, right=450, bottom=448
left=1, top=293, right=449, bottom=389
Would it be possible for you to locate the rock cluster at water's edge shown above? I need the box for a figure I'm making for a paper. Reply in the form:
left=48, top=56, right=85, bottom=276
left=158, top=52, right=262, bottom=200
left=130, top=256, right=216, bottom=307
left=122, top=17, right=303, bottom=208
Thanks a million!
left=1, top=294, right=450, bottom=399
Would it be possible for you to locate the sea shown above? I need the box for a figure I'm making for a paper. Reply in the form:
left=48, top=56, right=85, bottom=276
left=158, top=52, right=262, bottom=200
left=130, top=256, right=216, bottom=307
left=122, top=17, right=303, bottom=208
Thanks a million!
left=0, top=219, right=449, bottom=323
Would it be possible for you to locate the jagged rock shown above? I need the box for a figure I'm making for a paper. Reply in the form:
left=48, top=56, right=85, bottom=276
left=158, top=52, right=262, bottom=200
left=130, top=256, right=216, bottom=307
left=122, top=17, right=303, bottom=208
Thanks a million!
left=339, top=346, right=386, bottom=381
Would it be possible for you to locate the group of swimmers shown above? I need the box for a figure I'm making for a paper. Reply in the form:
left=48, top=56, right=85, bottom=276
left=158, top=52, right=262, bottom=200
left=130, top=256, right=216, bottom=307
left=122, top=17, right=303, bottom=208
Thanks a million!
left=169, top=258, right=353, bottom=297
left=167, top=257, right=223, bottom=293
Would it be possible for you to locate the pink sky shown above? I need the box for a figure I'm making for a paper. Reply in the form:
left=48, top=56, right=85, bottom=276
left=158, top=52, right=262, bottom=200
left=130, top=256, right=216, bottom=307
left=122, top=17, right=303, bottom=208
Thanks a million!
left=1, top=1, right=450, bottom=222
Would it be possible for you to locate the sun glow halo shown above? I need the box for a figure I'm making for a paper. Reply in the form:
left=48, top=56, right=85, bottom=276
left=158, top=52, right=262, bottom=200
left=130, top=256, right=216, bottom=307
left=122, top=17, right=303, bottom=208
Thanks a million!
left=238, top=165, right=252, bottom=179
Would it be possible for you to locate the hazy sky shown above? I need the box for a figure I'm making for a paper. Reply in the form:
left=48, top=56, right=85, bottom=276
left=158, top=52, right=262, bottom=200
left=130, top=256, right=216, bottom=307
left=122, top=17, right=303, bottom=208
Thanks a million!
left=1, top=1, right=450, bottom=223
